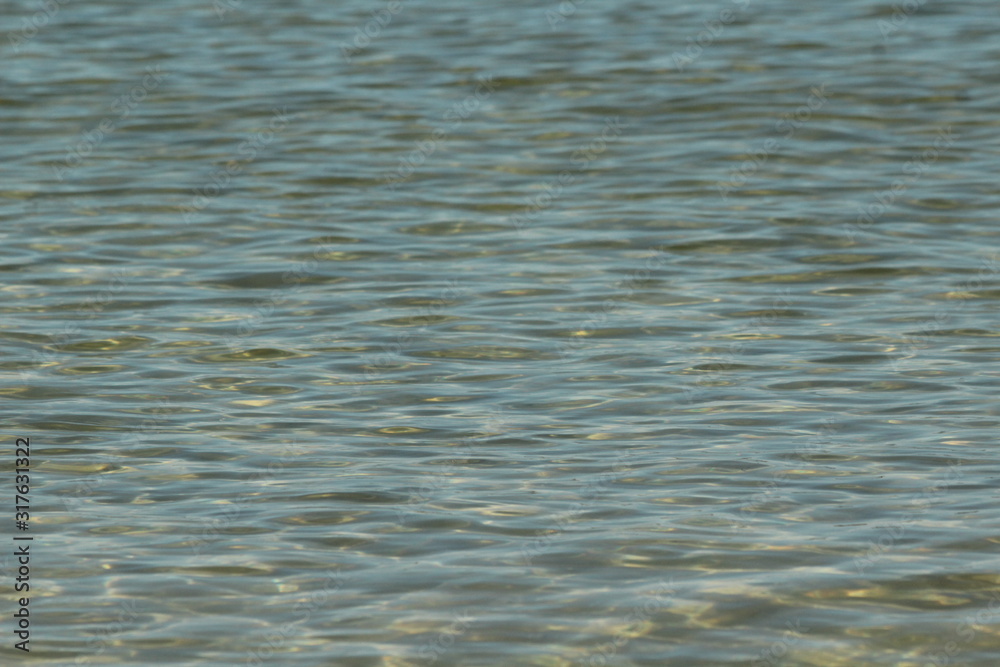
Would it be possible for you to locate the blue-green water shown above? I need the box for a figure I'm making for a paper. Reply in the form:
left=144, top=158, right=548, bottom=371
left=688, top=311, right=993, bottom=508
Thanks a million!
left=4, top=1, right=1000, bottom=665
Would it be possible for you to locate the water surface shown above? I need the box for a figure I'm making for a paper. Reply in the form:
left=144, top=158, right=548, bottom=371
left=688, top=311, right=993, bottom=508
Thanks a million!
left=3, top=1, right=1000, bottom=665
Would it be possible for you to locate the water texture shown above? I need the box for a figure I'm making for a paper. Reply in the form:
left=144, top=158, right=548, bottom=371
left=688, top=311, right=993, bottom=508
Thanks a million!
left=3, top=0, right=1000, bottom=665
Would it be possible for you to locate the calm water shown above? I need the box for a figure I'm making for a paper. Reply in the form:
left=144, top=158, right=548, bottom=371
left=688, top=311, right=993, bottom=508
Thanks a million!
left=4, top=0, right=1000, bottom=665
